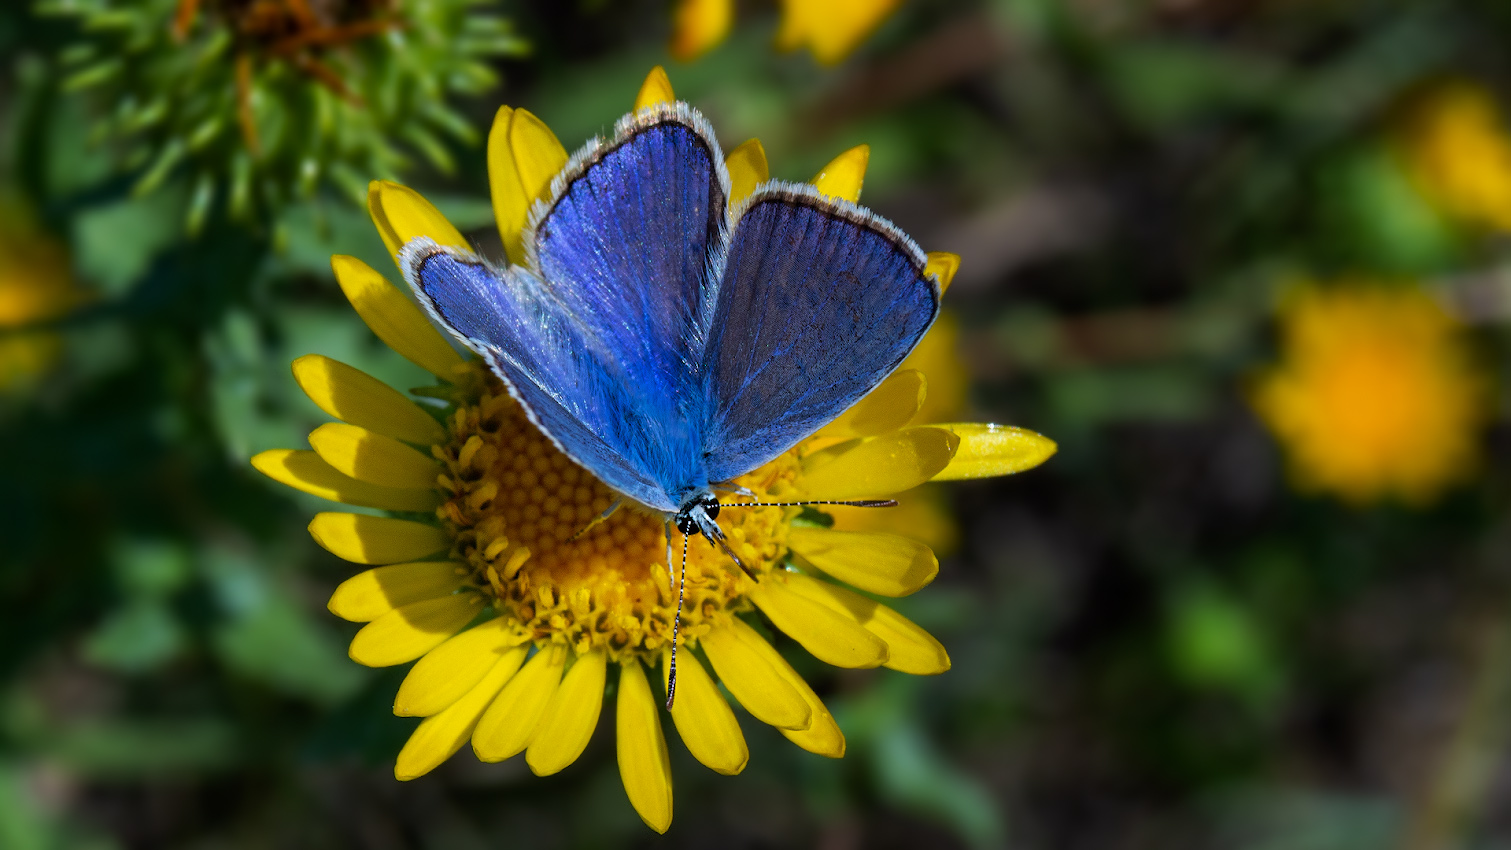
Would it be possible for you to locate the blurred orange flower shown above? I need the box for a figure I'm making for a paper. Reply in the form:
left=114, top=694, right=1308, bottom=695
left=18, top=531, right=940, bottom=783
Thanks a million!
left=1250, top=283, right=1490, bottom=505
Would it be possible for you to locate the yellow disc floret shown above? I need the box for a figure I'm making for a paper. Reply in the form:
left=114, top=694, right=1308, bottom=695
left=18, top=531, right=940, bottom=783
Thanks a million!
left=436, top=368, right=800, bottom=661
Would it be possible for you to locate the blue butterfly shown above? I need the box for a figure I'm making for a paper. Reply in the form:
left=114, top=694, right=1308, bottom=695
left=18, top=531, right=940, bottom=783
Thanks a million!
left=400, top=102, right=940, bottom=701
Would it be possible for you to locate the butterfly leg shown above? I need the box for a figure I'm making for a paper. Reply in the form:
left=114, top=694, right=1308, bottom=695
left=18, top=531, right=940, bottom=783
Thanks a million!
left=569, top=499, right=623, bottom=542
left=663, top=519, right=675, bottom=595
left=713, top=483, right=756, bottom=497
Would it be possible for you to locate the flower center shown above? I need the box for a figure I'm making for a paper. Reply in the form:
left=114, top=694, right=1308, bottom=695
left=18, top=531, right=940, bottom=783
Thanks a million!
left=435, top=372, right=801, bottom=661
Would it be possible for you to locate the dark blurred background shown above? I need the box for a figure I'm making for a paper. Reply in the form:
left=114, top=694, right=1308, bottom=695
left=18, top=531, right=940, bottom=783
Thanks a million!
left=6, top=0, right=1511, bottom=847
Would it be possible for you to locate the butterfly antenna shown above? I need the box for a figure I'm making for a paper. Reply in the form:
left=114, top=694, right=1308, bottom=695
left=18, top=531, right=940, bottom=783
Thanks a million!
left=723, top=498, right=899, bottom=509
left=666, top=530, right=689, bottom=710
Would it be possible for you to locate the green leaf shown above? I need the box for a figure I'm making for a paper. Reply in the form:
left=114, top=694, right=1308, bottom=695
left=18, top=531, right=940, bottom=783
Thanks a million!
left=213, top=596, right=366, bottom=706
left=81, top=599, right=185, bottom=674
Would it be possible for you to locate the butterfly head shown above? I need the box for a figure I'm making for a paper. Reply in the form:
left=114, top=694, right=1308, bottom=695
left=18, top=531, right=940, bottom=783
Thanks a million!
left=674, top=490, right=720, bottom=536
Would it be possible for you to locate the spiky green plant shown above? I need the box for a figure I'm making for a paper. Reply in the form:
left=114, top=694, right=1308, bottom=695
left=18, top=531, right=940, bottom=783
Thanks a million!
left=37, top=0, right=526, bottom=230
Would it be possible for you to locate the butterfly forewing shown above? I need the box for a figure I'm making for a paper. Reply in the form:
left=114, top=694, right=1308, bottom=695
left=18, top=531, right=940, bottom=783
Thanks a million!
left=528, top=103, right=728, bottom=425
left=404, top=105, right=731, bottom=511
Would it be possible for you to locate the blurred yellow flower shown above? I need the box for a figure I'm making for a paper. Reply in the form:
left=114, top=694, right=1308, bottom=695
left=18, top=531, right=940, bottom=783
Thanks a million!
left=253, top=68, right=1054, bottom=832
left=0, top=204, right=80, bottom=394
left=1250, top=283, right=1489, bottom=505
left=672, top=0, right=903, bottom=64
left=776, top=0, right=904, bottom=64
left=1396, top=81, right=1511, bottom=232
left=671, top=0, right=732, bottom=62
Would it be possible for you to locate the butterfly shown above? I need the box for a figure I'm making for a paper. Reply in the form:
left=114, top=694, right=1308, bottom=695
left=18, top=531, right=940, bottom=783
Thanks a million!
left=400, top=102, right=941, bottom=704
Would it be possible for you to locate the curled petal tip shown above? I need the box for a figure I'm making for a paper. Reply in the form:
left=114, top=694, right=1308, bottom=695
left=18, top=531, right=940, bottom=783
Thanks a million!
left=635, top=66, right=677, bottom=111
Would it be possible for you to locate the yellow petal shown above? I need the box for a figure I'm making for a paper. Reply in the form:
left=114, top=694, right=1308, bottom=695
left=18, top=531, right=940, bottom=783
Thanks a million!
left=722, top=621, right=844, bottom=757
left=308, top=513, right=451, bottom=565
left=661, top=651, right=748, bottom=774
left=799, top=427, right=960, bottom=499
left=488, top=106, right=530, bottom=266
left=526, top=649, right=608, bottom=776
left=782, top=572, right=950, bottom=675
left=633, top=66, right=676, bottom=112
left=787, top=527, right=937, bottom=597
left=367, top=180, right=468, bottom=262
left=670, top=0, right=732, bottom=62
left=308, top=422, right=441, bottom=490
left=291, top=354, right=446, bottom=445
left=394, top=651, right=522, bottom=781
left=902, top=313, right=967, bottom=423
left=472, top=643, right=567, bottom=762
left=509, top=109, right=568, bottom=214
left=811, top=144, right=869, bottom=203
left=395, top=618, right=521, bottom=716
left=779, top=692, right=845, bottom=757
left=616, top=661, right=674, bottom=833
left=348, top=594, right=482, bottom=667
left=925, top=252, right=961, bottom=294
left=931, top=423, right=1057, bottom=480
left=251, top=449, right=440, bottom=513
left=748, top=576, right=889, bottom=668
left=815, top=369, right=925, bottom=440
left=330, top=255, right=466, bottom=379
left=327, top=561, right=466, bottom=622
left=826, top=486, right=960, bottom=558
left=726, top=139, right=770, bottom=208
left=700, top=620, right=812, bottom=730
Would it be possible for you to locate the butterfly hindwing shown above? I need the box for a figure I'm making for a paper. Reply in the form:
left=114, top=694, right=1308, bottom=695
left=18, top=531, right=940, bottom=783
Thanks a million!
left=401, top=241, right=681, bottom=511
left=700, top=183, right=941, bottom=483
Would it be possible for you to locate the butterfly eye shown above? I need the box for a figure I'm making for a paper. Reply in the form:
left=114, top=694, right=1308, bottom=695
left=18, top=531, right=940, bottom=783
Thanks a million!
left=674, top=492, right=721, bottom=535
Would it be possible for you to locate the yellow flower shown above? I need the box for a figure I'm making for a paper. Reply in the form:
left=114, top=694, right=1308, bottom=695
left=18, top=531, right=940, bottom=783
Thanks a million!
left=252, top=67, right=1055, bottom=833
left=671, top=0, right=903, bottom=64
left=1250, top=282, right=1489, bottom=506
left=0, top=203, right=81, bottom=394
left=1395, top=81, right=1511, bottom=232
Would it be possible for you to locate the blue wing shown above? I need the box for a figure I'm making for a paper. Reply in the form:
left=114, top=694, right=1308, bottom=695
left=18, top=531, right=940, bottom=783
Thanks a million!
left=400, top=240, right=684, bottom=510
left=398, top=104, right=729, bottom=512
left=700, top=183, right=941, bottom=483
left=526, top=102, right=727, bottom=429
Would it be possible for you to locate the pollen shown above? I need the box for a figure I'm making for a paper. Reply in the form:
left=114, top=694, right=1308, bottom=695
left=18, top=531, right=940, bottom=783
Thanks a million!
left=436, top=370, right=802, bottom=661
